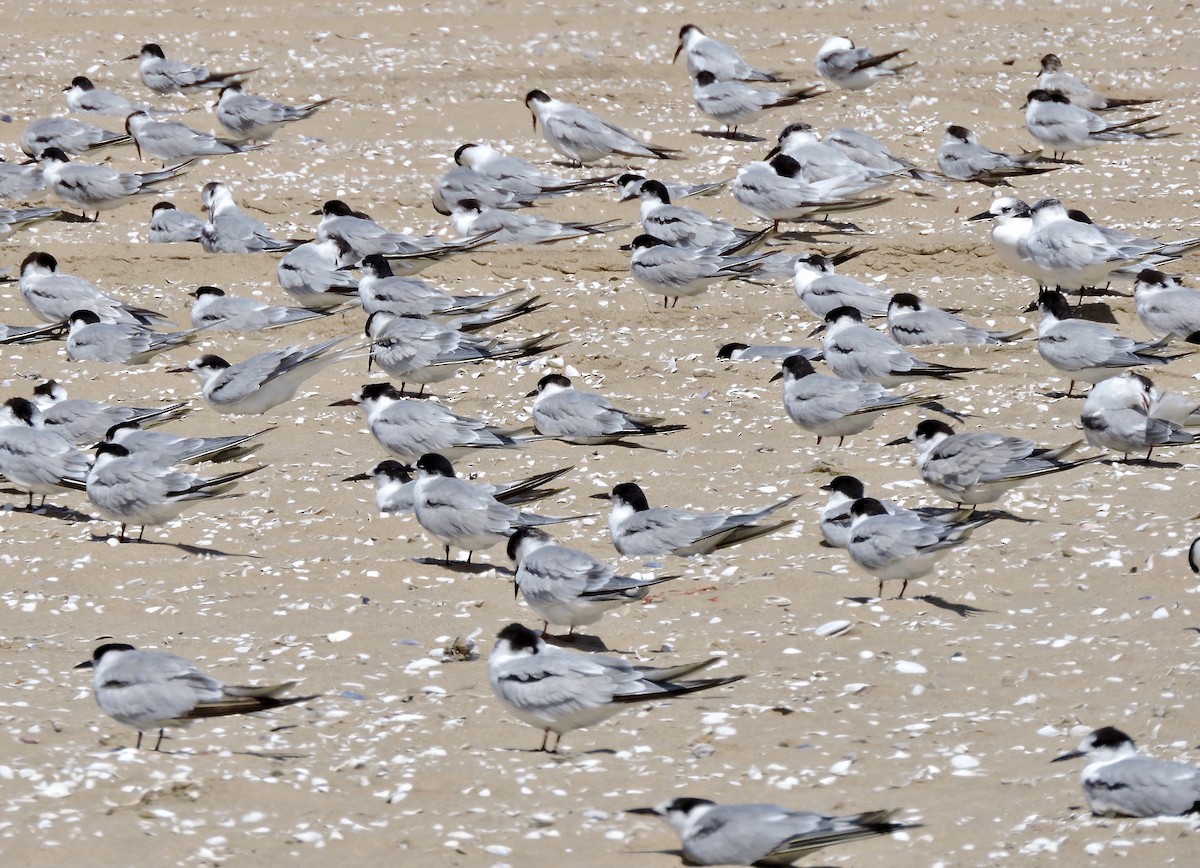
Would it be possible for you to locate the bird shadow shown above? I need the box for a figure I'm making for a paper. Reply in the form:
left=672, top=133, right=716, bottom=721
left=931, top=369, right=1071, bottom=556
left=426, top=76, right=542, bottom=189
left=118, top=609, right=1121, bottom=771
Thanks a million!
left=411, top=557, right=514, bottom=576
left=2, top=502, right=94, bottom=523
left=1102, top=457, right=1183, bottom=469
left=691, top=128, right=766, bottom=143
left=543, top=632, right=610, bottom=652
left=844, top=594, right=991, bottom=617
left=87, top=533, right=261, bottom=558
left=230, top=750, right=313, bottom=761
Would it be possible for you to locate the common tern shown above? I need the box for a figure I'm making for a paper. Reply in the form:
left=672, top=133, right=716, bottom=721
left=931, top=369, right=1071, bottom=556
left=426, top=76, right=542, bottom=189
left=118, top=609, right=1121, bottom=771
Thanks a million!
left=19, top=251, right=170, bottom=325
left=63, top=76, right=157, bottom=117
left=634, top=179, right=762, bottom=249
left=74, top=643, right=313, bottom=750
left=690, top=71, right=821, bottom=136
left=315, top=198, right=493, bottom=266
left=594, top=481, right=798, bottom=557
left=628, top=233, right=771, bottom=307
left=487, top=622, right=740, bottom=752
left=614, top=172, right=726, bottom=202
left=1080, top=372, right=1193, bottom=460
left=814, top=36, right=913, bottom=91
left=824, top=126, right=936, bottom=180
left=817, top=475, right=972, bottom=549
left=1016, top=198, right=1143, bottom=292
left=891, top=418, right=1098, bottom=507
left=508, top=526, right=678, bottom=637
left=1037, top=54, right=1159, bottom=113
left=793, top=254, right=890, bottom=319
left=674, top=23, right=787, bottom=83
left=1135, top=268, right=1200, bottom=341
left=175, top=336, right=356, bottom=415
left=125, top=43, right=259, bottom=95
left=343, top=459, right=569, bottom=516
left=276, top=237, right=360, bottom=309
left=409, top=452, right=589, bottom=564
left=1037, top=289, right=1184, bottom=395
left=199, top=180, right=303, bottom=253
left=125, top=111, right=256, bottom=162
left=105, top=420, right=271, bottom=466
left=333, top=382, right=542, bottom=463
left=1052, top=726, right=1200, bottom=817
left=19, top=116, right=129, bottom=159
left=772, top=354, right=934, bottom=446
left=65, top=309, right=204, bottom=364
left=847, top=496, right=997, bottom=597
left=0, top=157, right=45, bottom=201
left=887, top=292, right=1027, bottom=346
left=84, top=441, right=264, bottom=542
left=0, top=397, right=90, bottom=509
left=627, top=797, right=910, bottom=865
left=39, top=146, right=189, bottom=219
left=147, top=201, right=204, bottom=243
left=214, top=83, right=332, bottom=142
left=527, top=373, right=686, bottom=446
left=452, top=142, right=610, bottom=197
left=821, top=306, right=980, bottom=386
left=717, top=342, right=819, bottom=362
left=525, top=89, right=683, bottom=165
left=732, top=154, right=889, bottom=229
left=31, top=380, right=190, bottom=447
left=935, top=124, right=1057, bottom=186
left=448, top=198, right=626, bottom=244
left=357, top=254, right=537, bottom=326
left=189, top=285, right=335, bottom=332
left=765, top=122, right=896, bottom=185
left=1024, top=89, right=1174, bottom=159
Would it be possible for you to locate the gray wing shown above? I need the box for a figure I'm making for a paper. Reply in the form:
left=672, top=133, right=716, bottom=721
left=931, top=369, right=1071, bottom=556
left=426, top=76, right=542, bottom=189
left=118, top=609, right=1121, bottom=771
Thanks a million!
left=544, top=108, right=654, bottom=159
left=534, top=391, right=641, bottom=437
left=1086, top=757, right=1200, bottom=817
left=1039, top=321, right=1142, bottom=369
left=925, top=433, right=1037, bottom=487
left=519, top=546, right=616, bottom=602
left=787, top=375, right=906, bottom=426
left=0, top=428, right=90, bottom=485
left=616, top=507, right=732, bottom=555
left=95, top=650, right=223, bottom=723
left=1137, top=288, right=1200, bottom=338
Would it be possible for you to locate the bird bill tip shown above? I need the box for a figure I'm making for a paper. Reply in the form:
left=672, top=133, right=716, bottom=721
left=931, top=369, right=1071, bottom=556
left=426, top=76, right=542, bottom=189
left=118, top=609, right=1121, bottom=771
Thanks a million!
left=1051, top=749, right=1085, bottom=763
left=73, top=658, right=94, bottom=670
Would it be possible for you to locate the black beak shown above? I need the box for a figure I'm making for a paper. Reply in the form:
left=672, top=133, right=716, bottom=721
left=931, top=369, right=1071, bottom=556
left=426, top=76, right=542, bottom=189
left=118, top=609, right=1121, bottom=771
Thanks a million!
left=1051, top=750, right=1085, bottom=764
left=589, top=492, right=612, bottom=501
left=343, top=472, right=370, bottom=482
left=524, top=387, right=538, bottom=397
left=967, top=210, right=994, bottom=221
left=329, top=397, right=359, bottom=407
left=73, top=659, right=94, bottom=670
left=769, top=371, right=783, bottom=383
left=885, top=435, right=912, bottom=446
left=625, top=807, right=659, bottom=815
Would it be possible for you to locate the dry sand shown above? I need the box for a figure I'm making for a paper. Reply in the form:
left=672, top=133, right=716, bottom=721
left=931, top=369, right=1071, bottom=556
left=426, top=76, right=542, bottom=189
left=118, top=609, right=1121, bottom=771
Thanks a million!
left=2, top=0, right=1200, bottom=865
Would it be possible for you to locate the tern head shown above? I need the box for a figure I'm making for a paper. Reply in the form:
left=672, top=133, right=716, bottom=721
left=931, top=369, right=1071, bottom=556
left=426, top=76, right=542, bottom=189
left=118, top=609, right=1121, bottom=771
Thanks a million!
left=627, top=797, right=716, bottom=831
left=452, top=142, right=477, bottom=166
left=38, top=146, right=71, bottom=165
left=639, top=179, right=672, bottom=205
left=171, top=354, right=231, bottom=378
left=794, top=253, right=833, bottom=276
left=771, top=353, right=817, bottom=382
left=66, top=76, right=95, bottom=92
left=135, top=44, right=167, bottom=61
left=494, top=622, right=542, bottom=657
left=674, top=24, right=703, bottom=61
left=1036, top=289, right=1072, bottom=321
left=414, top=452, right=456, bottom=479
left=716, top=342, right=749, bottom=360
left=818, top=35, right=855, bottom=56
left=524, top=89, right=551, bottom=129
left=218, top=83, right=244, bottom=98
left=527, top=372, right=572, bottom=398
left=94, top=441, right=132, bottom=465
left=849, top=497, right=889, bottom=522
left=968, top=197, right=1030, bottom=222
left=74, top=642, right=137, bottom=670
left=901, top=418, right=956, bottom=451
left=615, top=173, right=646, bottom=200
left=597, top=482, right=651, bottom=512
left=889, top=292, right=923, bottom=313
left=151, top=201, right=179, bottom=215
left=104, top=420, right=143, bottom=442
left=331, top=381, right=403, bottom=408
left=821, top=475, right=867, bottom=499
left=768, top=153, right=802, bottom=179
left=1040, top=53, right=1063, bottom=74
left=359, top=254, right=394, bottom=279
left=0, top=397, right=41, bottom=428
left=694, top=70, right=719, bottom=88
left=1026, top=88, right=1071, bottom=106
left=67, top=309, right=103, bottom=329
left=20, top=251, right=59, bottom=276
left=190, top=285, right=226, bottom=300
left=31, top=379, right=68, bottom=407
left=506, top=525, right=554, bottom=565
left=317, top=199, right=356, bottom=218
left=1052, top=726, right=1138, bottom=764
left=944, top=124, right=973, bottom=143
left=824, top=305, right=863, bottom=325
left=629, top=233, right=669, bottom=254
left=343, top=459, right=412, bottom=484
left=1134, top=268, right=1170, bottom=291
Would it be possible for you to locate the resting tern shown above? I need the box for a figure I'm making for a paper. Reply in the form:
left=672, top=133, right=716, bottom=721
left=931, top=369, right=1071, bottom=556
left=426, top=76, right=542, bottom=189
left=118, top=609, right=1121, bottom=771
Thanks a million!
left=793, top=254, right=890, bottom=319
left=674, top=23, right=787, bottom=82
left=200, top=180, right=302, bottom=253
left=690, top=71, right=822, bottom=136
left=63, top=76, right=158, bottom=117
left=65, top=309, right=204, bottom=364
left=814, top=36, right=913, bottom=91
left=343, top=459, right=569, bottom=516
left=0, top=397, right=90, bottom=509
left=1024, top=89, right=1174, bottom=159
left=214, top=83, right=332, bottom=142
left=527, top=373, right=685, bottom=446
left=1080, top=372, right=1194, bottom=460
left=525, top=88, right=683, bottom=165
left=125, top=111, right=255, bottom=163
left=39, top=146, right=189, bottom=219
left=1037, top=54, right=1159, bottom=112
left=935, top=124, right=1057, bottom=186
left=147, top=201, right=204, bottom=243
left=19, top=251, right=170, bottom=325
left=189, top=285, right=335, bottom=332
left=887, top=292, right=1027, bottom=346
left=821, top=306, right=980, bottom=386
left=125, top=43, right=259, bottom=95
left=19, top=116, right=129, bottom=159
left=31, top=380, right=189, bottom=447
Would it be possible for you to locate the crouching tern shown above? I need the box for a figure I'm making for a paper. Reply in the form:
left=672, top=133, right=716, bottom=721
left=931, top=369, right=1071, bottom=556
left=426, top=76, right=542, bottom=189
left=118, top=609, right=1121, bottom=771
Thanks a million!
left=75, top=643, right=315, bottom=751
left=487, top=622, right=741, bottom=752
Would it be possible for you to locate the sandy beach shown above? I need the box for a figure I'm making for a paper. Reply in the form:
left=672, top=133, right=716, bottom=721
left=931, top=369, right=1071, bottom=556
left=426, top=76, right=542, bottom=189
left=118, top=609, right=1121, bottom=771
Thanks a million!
left=1, top=1, right=1199, bottom=865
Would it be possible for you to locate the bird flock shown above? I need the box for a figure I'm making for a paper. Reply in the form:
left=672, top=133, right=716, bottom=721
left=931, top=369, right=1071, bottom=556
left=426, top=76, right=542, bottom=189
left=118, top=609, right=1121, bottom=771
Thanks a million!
left=3, top=12, right=1200, bottom=866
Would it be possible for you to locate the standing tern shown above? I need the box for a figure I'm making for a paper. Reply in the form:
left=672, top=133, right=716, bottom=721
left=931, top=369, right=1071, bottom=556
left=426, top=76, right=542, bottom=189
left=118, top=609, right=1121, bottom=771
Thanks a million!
left=674, top=23, right=788, bottom=82
left=125, top=43, right=259, bottom=95
left=508, top=526, right=678, bottom=638
left=793, top=254, right=890, bottom=319
left=1037, top=54, right=1158, bottom=112
left=821, top=306, right=980, bottom=386
left=628, top=233, right=771, bottom=308
left=74, top=643, right=314, bottom=751
left=333, top=382, right=543, bottom=463
left=39, top=147, right=189, bottom=220
left=409, top=452, right=590, bottom=564
left=0, top=397, right=91, bottom=509
left=1024, top=89, right=1174, bottom=159
left=772, top=354, right=934, bottom=446
left=635, top=179, right=762, bottom=249
left=525, top=89, right=683, bottom=165
left=627, top=797, right=910, bottom=865
left=817, top=475, right=974, bottom=549
left=1016, top=198, right=1142, bottom=293
left=214, top=84, right=332, bottom=142
left=594, top=481, right=799, bottom=557
left=63, top=76, right=159, bottom=117
left=487, top=622, right=741, bottom=752
left=174, top=336, right=357, bottom=415
left=343, top=459, right=569, bottom=516
left=690, top=71, right=822, bottom=137
left=890, top=418, right=1098, bottom=508
left=1052, top=726, right=1200, bottom=817
left=125, top=111, right=257, bottom=162
left=1080, top=372, right=1194, bottom=460
left=814, top=36, right=914, bottom=91
left=84, top=441, right=265, bottom=542
left=148, top=201, right=204, bottom=243
left=847, top=497, right=997, bottom=598
left=527, top=373, right=686, bottom=447
left=1036, top=289, right=1184, bottom=395
left=968, top=197, right=1038, bottom=284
